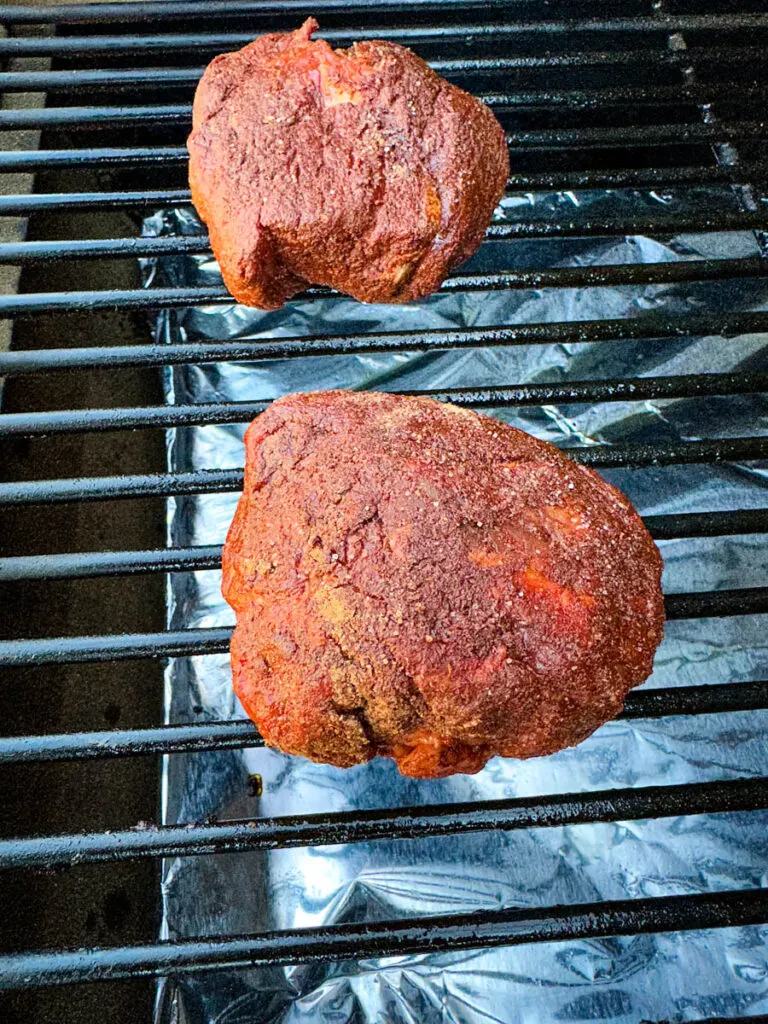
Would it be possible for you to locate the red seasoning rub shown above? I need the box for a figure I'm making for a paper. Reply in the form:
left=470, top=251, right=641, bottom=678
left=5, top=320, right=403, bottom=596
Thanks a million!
left=188, top=19, right=509, bottom=309
left=222, top=391, right=664, bottom=778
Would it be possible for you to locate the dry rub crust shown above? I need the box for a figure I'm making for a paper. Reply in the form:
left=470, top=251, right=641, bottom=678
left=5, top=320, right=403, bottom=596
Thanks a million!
left=188, top=18, right=509, bottom=309
left=222, top=391, right=665, bottom=778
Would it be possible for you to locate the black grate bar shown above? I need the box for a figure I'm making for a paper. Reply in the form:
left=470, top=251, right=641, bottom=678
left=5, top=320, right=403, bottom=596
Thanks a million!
left=3, top=17, right=768, bottom=55
left=0, top=189, right=192, bottom=214
left=1, top=258, right=766, bottom=317
left=0, top=683, right=766, bottom=765
left=0, top=0, right=541, bottom=22
left=508, top=165, right=768, bottom=190
left=486, top=212, right=768, bottom=238
left=0, top=145, right=189, bottom=171
left=621, top=681, right=768, bottom=720
left=500, top=122, right=768, bottom=149
left=1, top=46, right=765, bottom=94
left=574, top=437, right=768, bottom=469
left=0, top=589, right=765, bottom=667
left=4, top=373, right=766, bottom=438
left=6, top=85, right=768, bottom=128
left=0, top=718, right=261, bottom=764
left=689, top=1019, right=768, bottom=1024
left=643, top=509, right=768, bottom=540
left=3, top=163, right=768, bottom=214
left=0, top=888, right=766, bottom=989
left=0, top=545, right=223, bottom=581
left=2, top=510, right=767, bottom=583
left=2, top=509, right=767, bottom=582
left=0, top=468, right=244, bottom=506
left=1, top=438, right=767, bottom=508
left=2, top=311, right=766, bottom=376
left=0, top=235, right=210, bottom=263
left=664, top=588, right=768, bottom=620
left=4, top=120, right=768, bottom=170
left=0, top=778, right=764, bottom=869
left=0, top=0, right=524, bottom=21
left=2, top=0, right=759, bottom=24
left=0, top=68, right=203, bottom=93
left=0, top=103, right=193, bottom=129
left=0, top=628, right=232, bottom=666
left=4, top=214, right=768, bottom=264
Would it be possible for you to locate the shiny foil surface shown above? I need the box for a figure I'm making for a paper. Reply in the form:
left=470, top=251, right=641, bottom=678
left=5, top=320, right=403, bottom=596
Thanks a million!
left=144, top=185, right=768, bottom=1024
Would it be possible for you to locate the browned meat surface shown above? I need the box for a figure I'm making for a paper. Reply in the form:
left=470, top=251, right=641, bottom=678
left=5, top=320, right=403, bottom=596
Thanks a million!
left=188, top=19, right=509, bottom=309
left=222, top=391, right=664, bottom=778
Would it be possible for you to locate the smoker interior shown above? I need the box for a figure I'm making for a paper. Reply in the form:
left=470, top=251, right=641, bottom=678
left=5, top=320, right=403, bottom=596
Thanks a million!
left=0, top=21, right=167, bottom=1020
left=1, top=0, right=768, bottom=1022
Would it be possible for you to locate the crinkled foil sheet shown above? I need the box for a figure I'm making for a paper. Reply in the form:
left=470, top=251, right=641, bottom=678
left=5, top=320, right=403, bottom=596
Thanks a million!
left=144, top=184, right=768, bottom=1024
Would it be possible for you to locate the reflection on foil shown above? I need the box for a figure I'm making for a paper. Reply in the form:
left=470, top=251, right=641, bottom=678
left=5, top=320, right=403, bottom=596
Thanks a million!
left=145, top=185, right=768, bottom=1024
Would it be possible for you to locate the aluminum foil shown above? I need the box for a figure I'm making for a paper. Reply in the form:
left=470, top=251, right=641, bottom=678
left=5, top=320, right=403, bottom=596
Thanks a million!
left=144, top=182, right=768, bottom=1024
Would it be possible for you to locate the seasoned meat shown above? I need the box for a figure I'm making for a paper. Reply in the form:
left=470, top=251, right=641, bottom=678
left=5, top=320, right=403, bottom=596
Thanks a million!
left=188, top=19, right=509, bottom=309
left=222, top=391, right=664, bottom=778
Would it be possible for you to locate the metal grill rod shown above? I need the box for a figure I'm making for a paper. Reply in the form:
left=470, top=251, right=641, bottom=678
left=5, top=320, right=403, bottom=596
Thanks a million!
left=621, top=681, right=768, bottom=719
left=0, top=719, right=263, bottom=763
left=499, top=123, right=768, bottom=147
left=643, top=510, right=768, bottom=540
left=4, top=373, right=766, bottom=438
left=0, top=145, right=189, bottom=170
left=0, top=545, right=223, bottom=580
left=2, top=509, right=767, bottom=582
left=3, top=16, right=768, bottom=56
left=684, top=1018, right=768, bottom=1024
left=1, top=888, right=766, bottom=989
left=2, top=311, right=765, bottom=375
left=5, top=85, right=768, bottom=128
left=0, top=236, right=208, bottom=262
left=0, top=627, right=233, bottom=666
left=2, top=510, right=766, bottom=582
left=664, top=588, right=768, bottom=620
left=0, top=683, right=766, bottom=764
left=0, top=0, right=547, bottom=21
left=3, top=213, right=767, bottom=263
left=4, top=118, right=768, bottom=170
left=0, top=0, right=735, bottom=24
left=2, top=45, right=766, bottom=92
left=0, top=467, right=244, bottom=506
left=3, top=162, right=768, bottom=212
left=506, top=166, right=768, bottom=190
left=1, top=779, right=765, bottom=869
left=0, top=189, right=192, bottom=213
left=0, top=258, right=766, bottom=316
left=2, top=438, right=767, bottom=508
left=0, top=589, right=765, bottom=667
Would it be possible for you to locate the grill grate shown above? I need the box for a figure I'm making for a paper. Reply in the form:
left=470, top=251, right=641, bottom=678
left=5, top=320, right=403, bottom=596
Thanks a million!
left=6, top=887, right=768, bottom=989
left=2, top=682, right=768, bottom=763
left=1, top=0, right=768, bottom=1017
